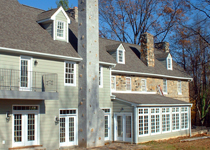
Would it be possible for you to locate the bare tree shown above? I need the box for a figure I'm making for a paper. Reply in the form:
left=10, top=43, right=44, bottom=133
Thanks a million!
left=99, top=0, right=189, bottom=44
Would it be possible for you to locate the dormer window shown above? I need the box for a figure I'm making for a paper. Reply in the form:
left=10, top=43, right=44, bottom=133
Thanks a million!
left=167, top=54, right=172, bottom=70
left=57, top=21, right=65, bottom=39
left=117, top=44, right=125, bottom=64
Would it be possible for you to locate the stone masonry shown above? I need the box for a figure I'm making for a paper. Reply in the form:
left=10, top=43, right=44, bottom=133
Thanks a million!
left=140, top=33, right=155, bottom=67
left=115, top=75, right=189, bottom=102
left=154, top=42, right=170, bottom=53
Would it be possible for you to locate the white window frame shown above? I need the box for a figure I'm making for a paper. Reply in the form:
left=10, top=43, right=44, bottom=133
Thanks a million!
left=111, top=76, right=116, bottom=91
left=99, top=66, right=103, bottom=88
left=56, top=20, right=65, bottom=40
left=181, top=107, right=189, bottom=130
left=150, top=108, right=160, bottom=135
left=167, top=54, right=172, bottom=70
left=177, top=80, right=182, bottom=95
left=20, top=56, right=33, bottom=91
left=126, top=77, right=131, bottom=91
left=138, top=108, right=149, bottom=136
left=12, top=105, right=40, bottom=147
left=64, top=61, right=76, bottom=86
left=172, top=107, right=180, bottom=131
left=162, top=108, right=171, bottom=133
left=59, top=108, right=78, bottom=147
left=141, top=79, right=147, bottom=92
left=117, top=49, right=125, bottom=64
left=163, top=79, right=167, bottom=94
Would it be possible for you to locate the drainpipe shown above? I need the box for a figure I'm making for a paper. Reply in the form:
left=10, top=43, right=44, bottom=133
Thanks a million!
left=133, top=106, right=138, bottom=144
left=189, top=106, right=192, bottom=137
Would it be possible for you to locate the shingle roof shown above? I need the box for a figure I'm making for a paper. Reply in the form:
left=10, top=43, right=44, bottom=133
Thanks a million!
left=0, top=0, right=192, bottom=79
left=113, top=93, right=191, bottom=105
left=0, top=0, right=80, bottom=58
left=37, top=8, right=59, bottom=22
left=106, top=44, right=120, bottom=52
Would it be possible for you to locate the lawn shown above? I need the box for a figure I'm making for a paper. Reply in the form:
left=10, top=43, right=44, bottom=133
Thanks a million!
left=141, top=134, right=210, bottom=150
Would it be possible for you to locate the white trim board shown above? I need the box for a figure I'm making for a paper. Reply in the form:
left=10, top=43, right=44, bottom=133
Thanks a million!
left=0, top=46, right=82, bottom=62
left=112, top=70, right=193, bottom=81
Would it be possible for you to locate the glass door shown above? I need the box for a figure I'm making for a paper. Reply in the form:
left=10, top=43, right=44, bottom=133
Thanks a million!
left=114, top=113, right=132, bottom=142
left=20, top=57, right=32, bottom=91
left=13, top=112, right=38, bottom=147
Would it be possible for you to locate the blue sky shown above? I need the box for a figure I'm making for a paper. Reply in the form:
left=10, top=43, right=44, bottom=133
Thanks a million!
left=18, top=0, right=78, bottom=10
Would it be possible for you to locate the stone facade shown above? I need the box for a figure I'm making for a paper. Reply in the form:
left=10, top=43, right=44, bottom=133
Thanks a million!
left=140, top=33, right=155, bottom=67
left=114, top=75, right=189, bottom=102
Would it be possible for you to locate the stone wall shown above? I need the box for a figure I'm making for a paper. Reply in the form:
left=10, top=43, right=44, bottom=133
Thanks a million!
left=114, top=75, right=189, bottom=102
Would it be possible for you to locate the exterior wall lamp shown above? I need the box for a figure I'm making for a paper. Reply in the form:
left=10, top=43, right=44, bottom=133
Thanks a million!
left=54, top=116, right=59, bottom=123
left=6, top=111, right=11, bottom=121
left=34, top=60, right=38, bottom=66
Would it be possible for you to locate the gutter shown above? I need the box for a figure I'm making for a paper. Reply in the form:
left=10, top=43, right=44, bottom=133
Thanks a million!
left=112, top=70, right=193, bottom=81
left=0, top=47, right=82, bottom=62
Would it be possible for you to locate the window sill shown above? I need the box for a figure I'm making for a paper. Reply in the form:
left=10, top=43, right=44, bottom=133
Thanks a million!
left=64, top=83, right=76, bottom=87
left=178, top=93, right=182, bottom=95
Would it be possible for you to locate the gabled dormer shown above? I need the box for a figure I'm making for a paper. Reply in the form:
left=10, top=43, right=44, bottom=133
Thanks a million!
left=106, top=43, right=125, bottom=64
left=167, top=53, right=173, bottom=70
left=37, top=6, right=70, bottom=43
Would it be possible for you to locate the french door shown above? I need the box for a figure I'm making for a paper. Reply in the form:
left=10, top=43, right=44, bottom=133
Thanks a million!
left=114, top=113, right=132, bottom=142
left=13, top=110, right=38, bottom=147
left=60, top=109, right=77, bottom=147
left=20, top=56, right=32, bottom=91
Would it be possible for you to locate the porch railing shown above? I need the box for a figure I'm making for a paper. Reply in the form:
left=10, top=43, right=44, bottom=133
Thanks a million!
left=0, top=68, right=58, bottom=92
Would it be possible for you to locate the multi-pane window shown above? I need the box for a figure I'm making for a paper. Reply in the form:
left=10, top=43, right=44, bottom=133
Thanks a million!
left=102, top=108, right=111, bottom=140
left=167, top=55, right=172, bottom=70
left=181, top=107, right=188, bottom=129
left=111, top=76, right=116, bottom=91
left=99, top=66, right=103, bottom=87
left=138, top=108, right=149, bottom=135
left=141, top=79, right=147, bottom=92
left=14, top=114, right=22, bottom=142
left=163, top=79, right=167, bottom=94
left=118, top=50, right=125, bottom=63
left=65, top=62, right=75, bottom=85
left=151, top=108, right=160, bottom=134
left=172, top=107, right=180, bottom=131
left=162, top=108, right=170, bottom=132
left=177, top=80, right=182, bottom=94
left=57, top=21, right=64, bottom=38
left=126, top=77, right=131, bottom=91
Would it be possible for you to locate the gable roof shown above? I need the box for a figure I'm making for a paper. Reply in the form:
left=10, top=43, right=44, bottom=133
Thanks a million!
left=37, top=8, right=59, bottom=22
left=0, top=0, right=80, bottom=59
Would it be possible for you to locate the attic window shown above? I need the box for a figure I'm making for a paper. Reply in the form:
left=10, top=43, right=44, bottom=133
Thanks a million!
left=167, top=54, right=172, bottom=70
left=57, top=21, right=65, bottom=39
left=117, top=50, right=125, bottom=64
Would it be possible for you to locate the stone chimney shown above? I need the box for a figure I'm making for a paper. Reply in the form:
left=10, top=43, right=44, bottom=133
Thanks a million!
left=155, top=42, right=169, bottom=53
left=66, top=6, right=78, bottom=22
left=77, top=0, right=104, bottom=148
left=140, top=33, right=155, bottom=67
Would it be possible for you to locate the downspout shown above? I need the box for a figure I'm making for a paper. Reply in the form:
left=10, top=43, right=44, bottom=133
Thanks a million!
left=134, top=106, right=138, bottom=144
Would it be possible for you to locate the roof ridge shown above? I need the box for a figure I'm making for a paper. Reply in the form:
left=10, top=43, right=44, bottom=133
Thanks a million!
left=22, top=4, right=44, bottom=11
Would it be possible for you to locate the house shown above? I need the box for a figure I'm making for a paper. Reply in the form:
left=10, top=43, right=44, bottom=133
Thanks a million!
left=0, top=0, right=192, bottom=149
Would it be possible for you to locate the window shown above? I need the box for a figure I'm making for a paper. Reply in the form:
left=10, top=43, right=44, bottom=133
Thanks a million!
left=177, top=80, right=182, bottom=95
left=162, top=108, right=170, bottom=132
left=163, top=79, right=167, bottom=94
left=57, top=21, right=65, bottom=39
left=181, top=107, right=188, bottom=129
left=111, top=76, right=116, bottom=91
left=99, top=66, right=103, bottom=88
left=117, top=50, right=125, bottom=64
left=141, top=79, right=147, bottom=92
left=102, top=108, right=111, bottom=140
left=167, top=54, right=172, bottom=70
left=151, top=108, right=160, bottom=134
left=65, top=62, right=76, bottom=86
left=126, top=77, right=131, bottom=91
left=138, top=108, right=149, bottom=135
left=172, top=107, right=180, bottom=131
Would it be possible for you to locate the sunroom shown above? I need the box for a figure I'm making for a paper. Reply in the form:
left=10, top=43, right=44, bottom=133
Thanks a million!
left=112, top=93, right=192, bottom=143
